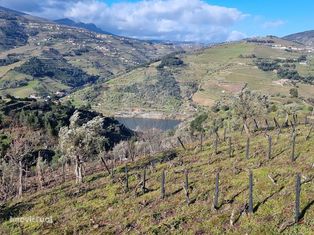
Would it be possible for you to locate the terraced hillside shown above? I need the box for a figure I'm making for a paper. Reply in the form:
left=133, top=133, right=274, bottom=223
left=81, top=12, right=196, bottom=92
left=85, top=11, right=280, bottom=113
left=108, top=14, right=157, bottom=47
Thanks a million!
left=69, top=36, right=314, bottom=119
left=1, top=119, right=313, bottom=234
left=0, top=6, right=184, bottom=98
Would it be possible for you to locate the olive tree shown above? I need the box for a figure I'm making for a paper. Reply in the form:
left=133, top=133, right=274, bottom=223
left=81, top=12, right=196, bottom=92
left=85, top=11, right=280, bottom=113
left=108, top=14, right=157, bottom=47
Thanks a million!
left=59, top=112, right=108, bottom=184
left=232, top=85, right=269, bottom=135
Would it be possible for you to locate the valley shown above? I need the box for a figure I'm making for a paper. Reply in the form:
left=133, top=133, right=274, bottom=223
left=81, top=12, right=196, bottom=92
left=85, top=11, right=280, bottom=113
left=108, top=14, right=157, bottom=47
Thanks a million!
left=0, top=4, right=314, bottom=235
left=69, top=37, right=314, bottom=120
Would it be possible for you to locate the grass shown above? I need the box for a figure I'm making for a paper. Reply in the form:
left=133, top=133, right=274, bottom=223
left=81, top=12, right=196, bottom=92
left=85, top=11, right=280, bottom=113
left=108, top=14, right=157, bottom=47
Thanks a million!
left=1, top=124, right=314, bottom=234
left=0, top=77, right=69, bottom=98
left=0, top=61, right=25, bottom=78
left=0, top=80, right=40, bottom=97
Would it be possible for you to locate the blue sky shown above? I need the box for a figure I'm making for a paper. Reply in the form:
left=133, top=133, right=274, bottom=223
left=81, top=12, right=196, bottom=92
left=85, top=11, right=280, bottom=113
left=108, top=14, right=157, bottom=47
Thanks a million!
left=0, top=0, right=313, bottom=42
left=207, top=0, right=313, bottom=36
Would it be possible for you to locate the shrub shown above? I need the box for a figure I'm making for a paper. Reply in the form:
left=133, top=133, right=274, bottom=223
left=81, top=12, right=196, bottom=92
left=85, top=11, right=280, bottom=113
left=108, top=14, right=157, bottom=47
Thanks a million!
left=289, top=88, right=298, bottom=98
left=190, top=113, right=208, bottom=133
left=157, top=55, right=184, bottom=69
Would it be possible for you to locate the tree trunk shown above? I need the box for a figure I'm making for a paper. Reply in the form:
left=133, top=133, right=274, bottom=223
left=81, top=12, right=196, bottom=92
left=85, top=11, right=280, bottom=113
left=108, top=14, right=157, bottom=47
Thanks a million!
left=61, top=162, right=66, bottom=183
left=37, top=152, right=44, bottom=190
left=274, top=117, right=280, bottom=129
left=223, top=128, right=227, bottom=142
left=18, top=159, right=23, bottom=197
left=253, top=119, right=259, bottom=131
left=265, top=119, right=269, bottom=131
left=75, top=156, right=83, bottom=184
left=243, top=120, right=250, bottom=136
left=283, top=113, right=289, bottom=127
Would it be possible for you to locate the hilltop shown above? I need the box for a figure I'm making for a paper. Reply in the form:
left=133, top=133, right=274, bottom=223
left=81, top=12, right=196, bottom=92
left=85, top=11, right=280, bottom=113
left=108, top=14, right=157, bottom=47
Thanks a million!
left=54, top=18, right=113, bottom=35
left=283, top=30, right=314, bottom=46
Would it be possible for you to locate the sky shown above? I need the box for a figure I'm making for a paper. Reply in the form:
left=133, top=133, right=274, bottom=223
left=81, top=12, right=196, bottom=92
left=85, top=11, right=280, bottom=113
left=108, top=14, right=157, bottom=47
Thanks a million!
left=0, top=0, right=313, bottom=42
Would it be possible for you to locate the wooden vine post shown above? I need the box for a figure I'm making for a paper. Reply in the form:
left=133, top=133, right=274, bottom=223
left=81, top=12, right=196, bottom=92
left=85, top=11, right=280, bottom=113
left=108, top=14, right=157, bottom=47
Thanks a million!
left=213, top=171, right=220, bottom=210
left=295, top=173, right=301, bottom=223
left=161, top=170, right=166, bottom=199
left=267, top=135, right=272, bottom=160
left=248, top=171, right=254, bottom=214
left=246, top=137, right=250, bottom=160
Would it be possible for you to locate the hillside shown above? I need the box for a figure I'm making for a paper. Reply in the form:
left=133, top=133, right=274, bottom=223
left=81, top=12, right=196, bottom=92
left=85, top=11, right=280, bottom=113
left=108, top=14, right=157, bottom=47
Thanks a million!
left=69, top=36, right=314, bottom=119
left=283, top=30, right=314, bottom=46
left=0, top=117, right=313, bottom=234
left=0, top=96, right=134, bottom=144
left=1, top=2, right=314, bottom=234
left=0, top=6, right=183, bottom=98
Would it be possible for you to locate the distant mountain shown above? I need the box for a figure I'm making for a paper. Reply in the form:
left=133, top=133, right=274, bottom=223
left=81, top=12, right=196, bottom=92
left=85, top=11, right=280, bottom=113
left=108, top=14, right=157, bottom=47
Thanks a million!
left=0, top=6, right=25, bottom=16
left=283, top=30, right=314, bottom=46
left=54, top=18, right=113, bottom=35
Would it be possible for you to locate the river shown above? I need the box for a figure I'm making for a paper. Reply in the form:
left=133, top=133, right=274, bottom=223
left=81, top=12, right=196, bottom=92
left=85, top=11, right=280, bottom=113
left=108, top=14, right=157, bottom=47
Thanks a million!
left=116, top=117, right=181, bottom=131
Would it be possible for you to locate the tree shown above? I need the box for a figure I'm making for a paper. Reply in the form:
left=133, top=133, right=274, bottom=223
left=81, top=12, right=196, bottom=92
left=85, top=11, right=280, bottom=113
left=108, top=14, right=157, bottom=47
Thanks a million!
left=5, top=126, right=41, bottom=197
left=59, top=111, right=108, bottom=184
left=190, top=113, right=208, bottom=135
left=0, top=158, right=15, bottom=201
left=289, top=88, right=298, bottom=98
left=232, top=85, right=269, bottom=135
left=35, top=133, right=55, bottom=190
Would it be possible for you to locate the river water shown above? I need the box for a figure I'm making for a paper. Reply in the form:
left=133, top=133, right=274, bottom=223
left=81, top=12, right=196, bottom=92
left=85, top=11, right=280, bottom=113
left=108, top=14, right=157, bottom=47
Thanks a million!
left=116, top=117, right=181, bottom=131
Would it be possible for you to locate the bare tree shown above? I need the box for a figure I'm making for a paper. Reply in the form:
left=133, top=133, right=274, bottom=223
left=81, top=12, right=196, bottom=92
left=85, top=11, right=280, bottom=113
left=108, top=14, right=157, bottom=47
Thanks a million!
left=5, top=126, right=41, bottom=197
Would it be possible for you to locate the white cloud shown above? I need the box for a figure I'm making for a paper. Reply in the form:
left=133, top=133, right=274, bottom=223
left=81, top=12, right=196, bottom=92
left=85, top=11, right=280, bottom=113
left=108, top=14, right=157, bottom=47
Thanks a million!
left=0, top=0, right=247, bottom=42
left=262, top=20, right=285, bottom=29
left=227, top=31, right=247, bottom=41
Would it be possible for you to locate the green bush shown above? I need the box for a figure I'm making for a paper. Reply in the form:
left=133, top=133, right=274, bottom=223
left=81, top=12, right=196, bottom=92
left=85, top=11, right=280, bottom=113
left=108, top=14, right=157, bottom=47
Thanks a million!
left=157, top=54, right=184, bottom=69
left=190, top=113, right=208, bottom=133
left=289, top=88, right=298, bottom=98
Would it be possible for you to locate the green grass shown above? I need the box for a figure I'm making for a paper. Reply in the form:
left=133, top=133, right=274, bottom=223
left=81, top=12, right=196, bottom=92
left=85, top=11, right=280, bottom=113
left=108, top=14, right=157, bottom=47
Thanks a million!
left=0, top=78, right=69, bottom=98
left=1, top=124, right=314, bottom=234
left=0, top=80, right=40, bottom=97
